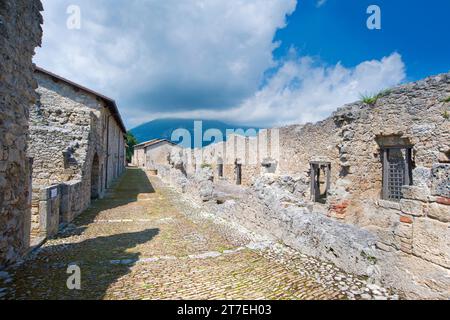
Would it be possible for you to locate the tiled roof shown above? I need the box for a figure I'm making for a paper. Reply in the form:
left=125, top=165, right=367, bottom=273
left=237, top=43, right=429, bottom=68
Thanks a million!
left=134, top=139, right=177, bottom=149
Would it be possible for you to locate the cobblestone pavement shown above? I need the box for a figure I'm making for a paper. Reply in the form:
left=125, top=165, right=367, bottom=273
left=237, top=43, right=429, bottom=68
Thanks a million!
left=0, top=168, right=398, bottom=300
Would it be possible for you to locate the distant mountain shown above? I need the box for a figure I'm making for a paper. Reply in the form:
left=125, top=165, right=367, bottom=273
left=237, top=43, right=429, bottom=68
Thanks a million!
left=130, top=118, right=261, bottom=148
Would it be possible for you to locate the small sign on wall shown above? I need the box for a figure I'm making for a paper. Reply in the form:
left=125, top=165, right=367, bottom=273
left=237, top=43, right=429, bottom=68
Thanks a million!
left=50, top=188, right=58, bottom=199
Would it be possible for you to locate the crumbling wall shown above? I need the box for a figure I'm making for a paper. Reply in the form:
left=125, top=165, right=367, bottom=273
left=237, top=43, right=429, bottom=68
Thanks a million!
left=145, top=142, right=177, bottom=170
left=158, top=73, right=450, bottom=299
left=30, top=72, right=105, bottom=224
left=0, top=0, right=43, bottom=268
left=29, top=71, right=126, bottom=244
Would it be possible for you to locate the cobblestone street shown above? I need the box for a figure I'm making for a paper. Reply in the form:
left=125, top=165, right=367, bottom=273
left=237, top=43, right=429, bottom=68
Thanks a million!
left=0, top=168, right=397, bottom=300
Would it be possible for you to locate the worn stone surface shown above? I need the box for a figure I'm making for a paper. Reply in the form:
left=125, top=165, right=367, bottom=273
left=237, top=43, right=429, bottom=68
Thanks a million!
left=28, top=70, right=127, bottom=242
left=431, top=164, right=450, bottom=198
left=0, top=0, right=43, bottom=268
left=154, top=74, right=450, bottom=299
left=400, top=199, right=424, bottom=217
left=0, top=169, right=398, bottom=300
left=413, top=218, right=450, bottom=268
left=427, top=202, right=450, bottom=223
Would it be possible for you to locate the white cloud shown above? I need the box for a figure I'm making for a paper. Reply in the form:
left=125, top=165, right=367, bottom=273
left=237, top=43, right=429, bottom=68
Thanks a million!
left=146, top=52, right=406, bottom=127
left=35, top=0, right=297, bottom=127
left=36, top=1, right=406, bottom=129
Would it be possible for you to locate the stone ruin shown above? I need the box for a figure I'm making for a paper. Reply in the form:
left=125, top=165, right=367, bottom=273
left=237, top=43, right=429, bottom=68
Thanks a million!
left=156, top=73, right=450, bottom=299
left=28, top=68, right=127, bottom=245
left=0, top=1, right=127, bottom=268
left=0, top=0, right=43, bottom=268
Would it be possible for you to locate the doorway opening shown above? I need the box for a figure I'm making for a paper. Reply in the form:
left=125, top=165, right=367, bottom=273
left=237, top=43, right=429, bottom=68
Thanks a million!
left=235, top=161, right=242, bottom=185
left=217, top=157, right=224, bottom=178
left=310, top=161, right=331, bottom=203
left=91, top=153, right=100, bottom=200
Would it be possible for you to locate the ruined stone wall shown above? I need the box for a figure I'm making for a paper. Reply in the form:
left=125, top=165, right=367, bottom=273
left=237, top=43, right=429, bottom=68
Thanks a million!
left=30, top=72, right=105, bottom=216
left=0, top=0, right=43, bottom=268
left=30, top=73, right=96, bottom=186
left=198, top=133, right=272, bottom=186
left=105, top=113, right=125, bottom=188
left=145, top=143, right=179, bottom=170
left=29, top=71, right=126, bottom=238
left=159, top=73, right=450, bottom=298
left=133, top=147, right=146, bottom=168
left=278, top=74, right=449, bottom=219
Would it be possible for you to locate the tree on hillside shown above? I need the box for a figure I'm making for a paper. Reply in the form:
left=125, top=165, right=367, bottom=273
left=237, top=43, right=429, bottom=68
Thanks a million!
left=126, top=131, right=138, bottom=163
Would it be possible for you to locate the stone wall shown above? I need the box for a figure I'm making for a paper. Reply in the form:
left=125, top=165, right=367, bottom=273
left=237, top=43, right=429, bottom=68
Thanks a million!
left=28, top=70, right=127, bottom=242
left=157, top=73, right=450, bottom=299
left=0, top=0, right=43, bottom=268
left=133, top=147, right=146, bottom=167
left=144, top=142, right=177, bottom=170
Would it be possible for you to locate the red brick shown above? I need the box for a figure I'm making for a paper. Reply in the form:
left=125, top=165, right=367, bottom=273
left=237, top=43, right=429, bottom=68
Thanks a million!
left=436, top=197, right=450, bottom=206
left=329, top=201, right=350, bottom=216
left=400, top=216, right=413, bottom=224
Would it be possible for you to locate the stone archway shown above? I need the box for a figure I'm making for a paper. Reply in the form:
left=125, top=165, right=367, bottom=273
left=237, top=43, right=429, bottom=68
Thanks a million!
left=91, top=153, right=100, bottom=200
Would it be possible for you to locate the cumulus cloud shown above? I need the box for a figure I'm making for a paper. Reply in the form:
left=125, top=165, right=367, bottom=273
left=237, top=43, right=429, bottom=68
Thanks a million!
left=35, top=0, right=297, bottom=127
left=36, top=1, right=406, bottom=129
left=232, top=51, right=407, bottom=127
left=150, top=52, right=406, bottom=127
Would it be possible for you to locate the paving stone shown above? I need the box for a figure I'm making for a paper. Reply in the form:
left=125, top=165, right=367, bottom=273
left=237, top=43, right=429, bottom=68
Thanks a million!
left=0, top=169, right=397, bottom=300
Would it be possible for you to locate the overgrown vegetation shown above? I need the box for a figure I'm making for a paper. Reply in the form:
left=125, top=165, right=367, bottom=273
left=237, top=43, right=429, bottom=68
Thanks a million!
left=360, top=89, right=391, bottom=106
left=361, top=251, right=377, bottom=265
left=126, top=131, right=138, bottom=163
left=443, top=110, right=450, bottom=120
left=201, top=163, right=212, bottom=169
left=442, top=96, right=450, bottom=103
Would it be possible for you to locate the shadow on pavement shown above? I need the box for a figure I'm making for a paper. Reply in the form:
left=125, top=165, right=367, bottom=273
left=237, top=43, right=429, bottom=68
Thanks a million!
left=7, top=228, right=160, bottom=300
left=2, top=168, right=160, bottom=300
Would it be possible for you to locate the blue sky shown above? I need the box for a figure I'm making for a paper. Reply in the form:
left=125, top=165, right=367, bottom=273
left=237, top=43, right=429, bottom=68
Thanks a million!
left=274, top=0, right=450, bottom=82
left=35, top=0, right=449, bottom=128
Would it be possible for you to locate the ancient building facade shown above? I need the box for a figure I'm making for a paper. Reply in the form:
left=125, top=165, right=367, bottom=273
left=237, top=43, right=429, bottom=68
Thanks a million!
left=157, top=73, right=450, bottom=298
left=132, top=139, right=179, bottom=171
left=0, top=0, right=43, bottom=268
left=28, top=68, right=127, bottom=242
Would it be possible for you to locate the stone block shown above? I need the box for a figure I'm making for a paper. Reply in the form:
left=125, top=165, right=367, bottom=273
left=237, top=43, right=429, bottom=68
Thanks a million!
left=427, top=203, right=450, bottom=223
left=413, top=218, right=450, bottom=268
left=401, top=185, right=429, bottom=202
left=400, top=199, right=424, bottom=216
left=378, top=199, right=401, bottom=211
left=395, top=223, right=413, bottom=239
left=412, top=167, right=431, bottom=188
left=431, top=164, right=450, bottom=198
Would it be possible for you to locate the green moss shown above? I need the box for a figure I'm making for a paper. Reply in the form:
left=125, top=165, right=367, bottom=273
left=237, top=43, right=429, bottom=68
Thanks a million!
left=442, top=96, right=450, bottom=103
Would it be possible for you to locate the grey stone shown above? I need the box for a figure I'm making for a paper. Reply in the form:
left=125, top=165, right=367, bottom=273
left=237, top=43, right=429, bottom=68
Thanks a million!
left=427, top=202, right=450, bottom=223
left=431, top=164, right=450, bottom=198
left=400, top=199, right=424, bottom=216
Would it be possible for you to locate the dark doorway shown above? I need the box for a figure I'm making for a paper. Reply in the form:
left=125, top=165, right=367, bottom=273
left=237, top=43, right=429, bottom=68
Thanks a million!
left=235, top=162, right=242, bottom=185
left=91, top=154, right=100, bottom=200
left=310, top=162, right=331, bottom=203
left=217, top=158, right=224, bottom=178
